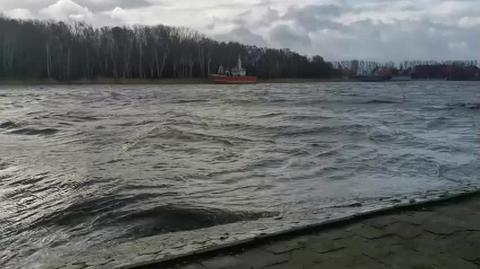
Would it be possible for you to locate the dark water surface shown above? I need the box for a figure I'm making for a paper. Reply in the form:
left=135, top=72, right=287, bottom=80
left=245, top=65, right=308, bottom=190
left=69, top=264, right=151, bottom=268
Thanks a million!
left=0, top=82, right=479, bottom=268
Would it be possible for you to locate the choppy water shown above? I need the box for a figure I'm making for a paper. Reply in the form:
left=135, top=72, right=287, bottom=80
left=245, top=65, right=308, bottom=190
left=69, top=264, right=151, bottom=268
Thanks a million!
left=0, top=82, right=479, bottom=268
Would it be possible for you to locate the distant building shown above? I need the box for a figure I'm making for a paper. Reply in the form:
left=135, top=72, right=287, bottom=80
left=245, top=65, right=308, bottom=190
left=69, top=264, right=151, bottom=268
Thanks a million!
left=448, top=65, right=480, bottom=81
left=374, top=67, right=393, bottom=79
left=411, top=65, right=450, bottom=79
left=411, top=64, right=480, bottom=80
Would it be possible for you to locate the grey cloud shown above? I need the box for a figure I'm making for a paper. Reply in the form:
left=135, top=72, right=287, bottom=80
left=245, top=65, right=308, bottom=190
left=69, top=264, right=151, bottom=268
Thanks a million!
left=77, top=0, right=153, bottom=12
left=258, top=8, right=279, bottom=27
left=308, top=18, right=480, bottom=61
left=0, top=0, right=57, bottom=12
left=1, top=0, right=479, bottom=61
left=285, top=4, right=345, bottom=18
left=283, top=4, right=347, bottom=31
left=206, top=22, right=215, bottom=30
left=0, top=0, right=153, bottom=14
left=263, top=2, right=479, bottom=60
left=215, top=26, right=268, bottom=47
left=269, top=24, right=311, bottom=49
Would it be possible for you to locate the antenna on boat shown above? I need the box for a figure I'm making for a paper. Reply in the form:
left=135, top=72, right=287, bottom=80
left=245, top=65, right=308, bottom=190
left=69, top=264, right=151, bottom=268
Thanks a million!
left=238, top=55, right=242, bottom=70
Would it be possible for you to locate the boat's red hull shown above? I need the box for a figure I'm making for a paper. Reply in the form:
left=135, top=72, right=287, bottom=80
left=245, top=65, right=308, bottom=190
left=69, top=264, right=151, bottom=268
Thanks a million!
left=210, top=75, right=257, bottom=84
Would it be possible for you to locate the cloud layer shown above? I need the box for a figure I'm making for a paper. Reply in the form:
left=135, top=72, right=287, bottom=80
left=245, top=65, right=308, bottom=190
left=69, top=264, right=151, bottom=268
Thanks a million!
left=1, top=0, right=479, bottom=61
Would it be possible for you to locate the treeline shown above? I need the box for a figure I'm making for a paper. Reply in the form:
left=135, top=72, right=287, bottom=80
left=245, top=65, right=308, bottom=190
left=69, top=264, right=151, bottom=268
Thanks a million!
left=333, top=60, right=479, bottom=76
left=0, top=17, right=334, bottom=81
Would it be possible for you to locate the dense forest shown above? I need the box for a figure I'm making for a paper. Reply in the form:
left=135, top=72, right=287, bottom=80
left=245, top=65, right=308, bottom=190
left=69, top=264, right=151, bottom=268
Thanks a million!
left=0, top=17, right=334, bottom=81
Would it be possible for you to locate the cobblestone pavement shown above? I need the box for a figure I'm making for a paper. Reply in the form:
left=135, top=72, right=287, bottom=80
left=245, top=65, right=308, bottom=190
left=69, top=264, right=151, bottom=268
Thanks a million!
left=157, top=196, right=480, bottom=269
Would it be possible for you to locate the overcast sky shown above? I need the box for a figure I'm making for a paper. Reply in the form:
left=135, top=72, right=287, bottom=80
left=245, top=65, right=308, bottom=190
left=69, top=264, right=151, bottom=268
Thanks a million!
left=1, top=0, right=479, bottom=61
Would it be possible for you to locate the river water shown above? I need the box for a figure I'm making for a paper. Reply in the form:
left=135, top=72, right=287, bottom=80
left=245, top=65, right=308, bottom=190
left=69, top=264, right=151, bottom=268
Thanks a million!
left=0, top=82, right=479, bottom=268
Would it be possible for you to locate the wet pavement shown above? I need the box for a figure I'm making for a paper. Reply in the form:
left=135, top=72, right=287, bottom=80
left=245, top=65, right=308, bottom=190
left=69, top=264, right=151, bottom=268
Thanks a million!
left=160, top=195, right=480, bottom=269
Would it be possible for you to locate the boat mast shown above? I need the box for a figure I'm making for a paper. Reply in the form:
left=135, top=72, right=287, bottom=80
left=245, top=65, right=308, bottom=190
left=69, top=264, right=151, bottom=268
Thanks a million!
left=238, top=55, right=242, bottom=70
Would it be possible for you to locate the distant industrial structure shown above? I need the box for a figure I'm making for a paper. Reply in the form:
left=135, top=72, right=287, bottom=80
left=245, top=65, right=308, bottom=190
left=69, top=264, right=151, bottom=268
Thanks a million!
left=411, top=64, right=480, bottom=80
left=333, top=60, right=480, bottom=81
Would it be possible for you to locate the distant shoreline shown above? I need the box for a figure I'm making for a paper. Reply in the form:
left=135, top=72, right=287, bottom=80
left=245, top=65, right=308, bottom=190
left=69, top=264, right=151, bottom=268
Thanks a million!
left=0, top=78, right=346, bottom=85
left=0, top=78, right=477, bottom=86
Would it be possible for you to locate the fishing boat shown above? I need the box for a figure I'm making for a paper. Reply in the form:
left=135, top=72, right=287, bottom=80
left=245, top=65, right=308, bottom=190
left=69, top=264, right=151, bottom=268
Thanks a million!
left=210, top=56, right=257, bottom=84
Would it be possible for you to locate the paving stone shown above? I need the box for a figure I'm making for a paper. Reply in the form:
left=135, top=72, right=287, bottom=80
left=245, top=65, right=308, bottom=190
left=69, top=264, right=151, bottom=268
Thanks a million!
left=458, top=199, right=480, bottom=211
left=315, top=248, right=383, bottom=268
left=262, top=239, right=305, bottom=254
left=304, top=257, right=352, bottom=269
left=462, top=214, right=480, bottom=231
left=341, top=255, right=385, bottom=269
left=360, top=238, right=414, bottom=259
left=363, top=245, right=426, bottom=269
left=392, top=256, right=444, bottom=269
left=404, top=232, right=448, bottom=255
left=288, top=249, right=323, bottom=268
left=314, top=228, right=353, bottom=240
left=224, top=264, right=254, bottom=269
left=364, top=215, right=399, bottom=229
left=199, top=255, right=246, bottom=269
left=446, top=232, right=480, bottom=261
left=450, top=246, right=480, bottom=262
left=336, top=235, right=370, bottom=252
left=176, top=263, right=208, bottom=269
left=345, top=223, right=392, bottom=239
left=422, top=218, right=465, bottom=235
left=432, top=256, right=478, bottom=269
left=165, top=262, right=206, bottom=269
left=436, top=205, right=477, bottom=219
left=303, top=237, right=345, bottom=254
left=384, top=221, right=423, bottom=239
left=262, top=262, right=289, bottom=269
left=392, top=211, right=435, bottom=226
left=460, top=230, right=480, bottom=246
left=240, top=249, right=288, bottom=268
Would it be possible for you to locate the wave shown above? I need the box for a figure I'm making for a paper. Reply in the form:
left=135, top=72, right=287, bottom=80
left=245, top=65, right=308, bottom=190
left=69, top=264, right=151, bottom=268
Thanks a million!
left=8, top=173, right=50, bottom=186
left=2, top=82, right=480, bottom=269
left=0, top=121, right=21, bottom=129
left=428, top=102, right=480, bottom=110
left=287, top=115, right=335, bottom=121
left=33, top=194, right=276, bottom=238
left=367, top=126, right=398, bottom=142
left=173, top=99, right=209, bottom=104
left=136, top=126, right=255, bottom=146
left=115, top=205, right=277, bottom=237
left=363, top=99, right=399, bottom=104
left=62, top=113, right=100, bottom=122
left=250, top=112, right=284, bottom=118
left=314, top=144, right=363, bottom=158
left=9, top=128, right=59, bottom=136
left=0, top=160, right=8, bottom=170
left=399, top=157, right=441, bottom=177
left=275, top=124, right=368, bottom=138
left=31, top=195, right=136, bottom=227
left=449, top=102, right=480, bottom=110
left=116, top=120, right=156, bottom=127
left=426, top=117, right=448, bottom=129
